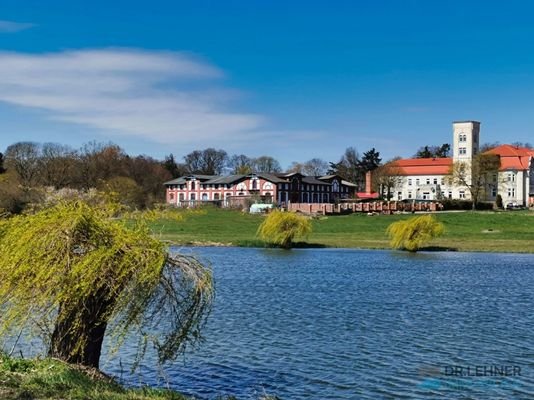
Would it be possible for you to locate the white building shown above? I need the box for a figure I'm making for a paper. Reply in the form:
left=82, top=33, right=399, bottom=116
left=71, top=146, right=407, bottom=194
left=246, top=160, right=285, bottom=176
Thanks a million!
left=390, top=121, right=534, bottom=207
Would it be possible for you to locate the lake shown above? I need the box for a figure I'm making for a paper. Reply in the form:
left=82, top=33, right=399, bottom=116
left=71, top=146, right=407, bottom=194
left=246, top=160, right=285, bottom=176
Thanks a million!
left=103, top=247, right=534, bottom=399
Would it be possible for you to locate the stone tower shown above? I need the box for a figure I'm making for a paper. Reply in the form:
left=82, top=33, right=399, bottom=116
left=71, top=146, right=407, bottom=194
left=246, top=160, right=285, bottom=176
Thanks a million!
left=452, top=121, right=480, bottom=163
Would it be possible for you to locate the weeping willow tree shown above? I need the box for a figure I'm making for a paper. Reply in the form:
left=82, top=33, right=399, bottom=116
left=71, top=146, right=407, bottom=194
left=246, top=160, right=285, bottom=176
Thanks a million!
left=0, top=201, right=213, bottom=369
left=257, top=210, right=312, bottom=249
left=386, top=214, right=444, bottom=252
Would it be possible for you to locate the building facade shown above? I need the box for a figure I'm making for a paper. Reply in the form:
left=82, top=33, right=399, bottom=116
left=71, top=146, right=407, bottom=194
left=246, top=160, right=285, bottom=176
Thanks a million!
left=390, top=121, right=534, bottom=207
left=164, top=172, right=357, bottom=207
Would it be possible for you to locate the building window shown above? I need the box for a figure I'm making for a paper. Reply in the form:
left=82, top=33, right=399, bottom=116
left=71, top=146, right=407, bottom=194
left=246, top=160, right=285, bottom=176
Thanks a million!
left=190, top=193, right=196, bottom=200
left=507, top=172, right=516, bottom=182
left=408, top=192, right=412, bottom=199
left=459, top=190, right=466, bottom=199
left=448, top=191, right=453, bottom=199
left=508, top=188, right=515, bottom=197
left=201, top=193, right=208, bottom=201
left=491, top=188, right=497, bottom=197
left=397, top=192, right=402, bottom=200
left=214, top=193, right=220, bottom=200
left=422, top=192, right=430, bottom=200
left=426, top=178, right=431, bottom=185
left=252, top=179, right=258, bottom=190
left=416, top=178, right=420, bottom=186
left=408, top=179, right=412, bottom=186
left=440, top=178, right=445, bottom=185
left=190, top=181, right=196, bottom=190
left=459, top=147, right=467, bottom=155
left=433, top=178, right=438, bottom=185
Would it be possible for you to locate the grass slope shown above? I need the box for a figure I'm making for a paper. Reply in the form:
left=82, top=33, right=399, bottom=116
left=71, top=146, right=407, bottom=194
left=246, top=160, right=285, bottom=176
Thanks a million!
left=0, top=355, right=188, bottom=400
left=0, top=354, right=278, bottom=400
left=150, top=207, right=534, bottom=253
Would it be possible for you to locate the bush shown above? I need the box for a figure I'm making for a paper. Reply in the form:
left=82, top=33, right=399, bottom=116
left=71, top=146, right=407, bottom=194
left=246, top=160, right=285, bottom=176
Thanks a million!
left=386, top=214, right=444, bottom=252
left=256, top=210, right=312, bottom=249
left=440, top=199, right=493, bottom=211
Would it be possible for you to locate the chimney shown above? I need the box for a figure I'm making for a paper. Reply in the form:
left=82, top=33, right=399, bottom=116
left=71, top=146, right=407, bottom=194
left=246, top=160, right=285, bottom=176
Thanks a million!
left=365, top=171, right=372, bottom=194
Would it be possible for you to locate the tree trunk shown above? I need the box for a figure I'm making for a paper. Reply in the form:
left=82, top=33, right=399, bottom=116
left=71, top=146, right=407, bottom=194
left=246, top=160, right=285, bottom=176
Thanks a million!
left=48, top=289, right=114, bottom=369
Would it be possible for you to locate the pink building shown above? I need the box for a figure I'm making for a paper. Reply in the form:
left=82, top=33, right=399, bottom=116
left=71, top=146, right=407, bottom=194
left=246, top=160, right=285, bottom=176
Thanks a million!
left=164, top=172, right=357, bottom=207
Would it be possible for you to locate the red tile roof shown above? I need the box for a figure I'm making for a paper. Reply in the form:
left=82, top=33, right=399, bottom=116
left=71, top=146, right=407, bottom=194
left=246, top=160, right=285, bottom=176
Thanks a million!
left=485, top=144, right=534, bottom=171
left=393, top=158, right=453, bottom=176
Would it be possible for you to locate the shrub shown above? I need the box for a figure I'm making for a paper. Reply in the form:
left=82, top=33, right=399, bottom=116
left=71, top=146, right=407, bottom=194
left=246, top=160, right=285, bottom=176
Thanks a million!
left=256, top=210, right=312, bottom=249
left=386, top=214, right=444, bottom=252
left=495, top=194, right=503, bottom=209
left=440, top=199, right=493, bottom=211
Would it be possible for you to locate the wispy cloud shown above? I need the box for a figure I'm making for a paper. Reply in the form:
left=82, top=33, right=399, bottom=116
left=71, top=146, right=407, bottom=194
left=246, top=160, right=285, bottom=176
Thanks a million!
left=0, top=20, right=34, bottom=33
left=0, top=48, right=265, bottom=146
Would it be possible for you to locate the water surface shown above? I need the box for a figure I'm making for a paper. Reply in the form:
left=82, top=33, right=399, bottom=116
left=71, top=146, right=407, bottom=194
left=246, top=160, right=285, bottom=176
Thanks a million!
left=103, top=247, right=534, bottom=399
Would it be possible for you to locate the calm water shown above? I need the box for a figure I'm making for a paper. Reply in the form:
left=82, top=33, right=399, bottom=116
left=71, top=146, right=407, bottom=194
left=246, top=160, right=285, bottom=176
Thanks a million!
left=102, top=247, right=534, bottom=399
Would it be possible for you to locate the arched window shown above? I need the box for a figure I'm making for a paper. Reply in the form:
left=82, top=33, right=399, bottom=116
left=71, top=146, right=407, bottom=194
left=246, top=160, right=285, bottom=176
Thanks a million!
left=214, top=193, right=220, bottom=200
left=202, top=193, right=208, bottom=201
left=252, top=179, right=258, bottom=190
left=190, top=181, right=196, bottom=190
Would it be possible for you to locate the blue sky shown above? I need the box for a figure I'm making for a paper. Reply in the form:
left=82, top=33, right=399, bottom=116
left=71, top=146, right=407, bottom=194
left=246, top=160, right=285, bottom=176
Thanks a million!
left=1, top=1, right=534, bottom=168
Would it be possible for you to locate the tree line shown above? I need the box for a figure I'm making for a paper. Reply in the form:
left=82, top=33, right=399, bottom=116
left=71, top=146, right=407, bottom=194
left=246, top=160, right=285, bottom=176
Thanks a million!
left=4, top=137, right=516, bottom=213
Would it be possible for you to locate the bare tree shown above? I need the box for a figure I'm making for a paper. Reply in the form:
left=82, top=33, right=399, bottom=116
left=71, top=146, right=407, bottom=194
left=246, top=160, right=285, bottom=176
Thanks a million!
left=228, top=154, right=253, bottom=174
left=184, top=148, right=228, bottom=175
left=448, top=153, right=500, bottom=210
left=372, top=160, right=405, bottom=200
left=252, top=156, right=282, bottom=173
left=286, top=161, right=304, bottom=174
left=39, top=143, right=78, bottom=188
left=329, top=147, right=363, bottom=189
left=78, top=142, right=129, bottom=189
left=302, top=158, right=329, bottom=176
left=4, top=142, right=41, bottom=187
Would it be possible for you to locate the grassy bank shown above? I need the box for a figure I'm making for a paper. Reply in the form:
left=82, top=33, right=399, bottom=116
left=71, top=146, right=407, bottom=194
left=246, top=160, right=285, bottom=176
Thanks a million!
left=0, top=355, right=188, bottom=400
left=150, top=207, right=534, bottom=253
left=0, top=354, right=279, bottom=400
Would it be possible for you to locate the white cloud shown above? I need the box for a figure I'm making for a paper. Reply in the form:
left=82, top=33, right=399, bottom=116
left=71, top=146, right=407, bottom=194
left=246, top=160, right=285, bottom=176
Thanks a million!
left=0, top=48, right=265, bottom=145
left=0, top=20, right=34, bottom=33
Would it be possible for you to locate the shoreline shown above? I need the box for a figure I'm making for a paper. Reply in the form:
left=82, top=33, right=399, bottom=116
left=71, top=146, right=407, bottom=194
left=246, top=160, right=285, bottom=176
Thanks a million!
left=167, top=240, right=534, bottom=255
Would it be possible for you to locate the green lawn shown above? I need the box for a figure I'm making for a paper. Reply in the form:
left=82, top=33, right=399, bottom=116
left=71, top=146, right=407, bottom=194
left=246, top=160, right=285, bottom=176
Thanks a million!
left=150, top=207, right=534, bottom=253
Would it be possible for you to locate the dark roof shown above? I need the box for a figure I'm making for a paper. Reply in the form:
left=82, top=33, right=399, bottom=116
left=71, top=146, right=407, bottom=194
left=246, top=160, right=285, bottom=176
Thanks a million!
left=165, top=173, right=356, bottom=187
left=302, top=176, right=330, bottom=185
left=205, top=175, right=246, bottom=184
left=256, top=173, right=287, bottom=183
left=164, top=177, right=187, bottom=185
left=189, top=174, right=219, bottom=181
left=164, top=174, right=218, bottom=185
